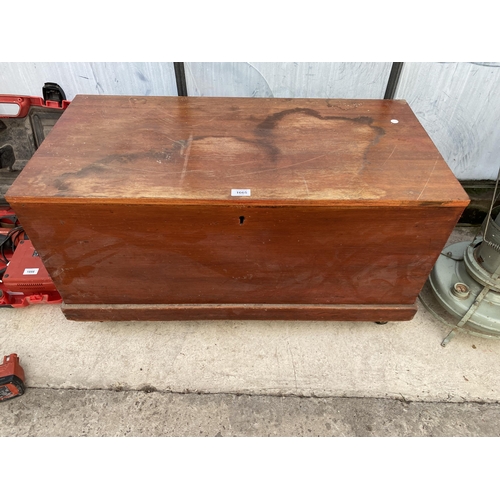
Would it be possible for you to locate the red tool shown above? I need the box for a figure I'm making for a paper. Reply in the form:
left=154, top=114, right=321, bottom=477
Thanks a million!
left=0, top=88, right=70, bottom=119
left=0, top=208, right=62, bottom=308
left=0, top=85, right=67, bottom=308
left=0, top=354, right=25, bottom=402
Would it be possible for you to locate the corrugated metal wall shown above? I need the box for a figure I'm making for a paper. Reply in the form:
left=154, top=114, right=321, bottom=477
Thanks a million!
left=0, top=62, right=177, bottom=100
left=1, top=62, right=498, bottom=180
left=184, top=62, right=392, bottom=98
left=395, top=62, right=500, bottom=180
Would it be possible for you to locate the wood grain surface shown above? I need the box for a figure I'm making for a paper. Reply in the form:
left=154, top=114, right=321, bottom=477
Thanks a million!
left=11, top=203, right=464, bottom=307
left=6, top=96, right=469, bottom=321
left=62, top=302, right=418, bottom=322
left=7, top=95, right=469, bottom=207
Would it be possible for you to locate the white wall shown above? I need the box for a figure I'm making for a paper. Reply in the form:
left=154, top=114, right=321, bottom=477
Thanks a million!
left=0, top=62, right=177, bottom=100
left=185, top=62, right=392, bottom=98
left=396, top=62, right=500, bottom=180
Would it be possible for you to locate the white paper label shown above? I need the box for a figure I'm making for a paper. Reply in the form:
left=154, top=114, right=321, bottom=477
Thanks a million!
left=23, top=268, right=39, bottom=275
left=231, top=189, right=251, bottom=197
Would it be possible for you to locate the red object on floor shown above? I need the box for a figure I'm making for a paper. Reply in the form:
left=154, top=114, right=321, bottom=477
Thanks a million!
left=0, top=353, right=25, bottom=402
left=0, top=87, right=67, bottom=308
left=0, top=210, right=62, bottom=307
left=3, top=238, right=58, bottom=292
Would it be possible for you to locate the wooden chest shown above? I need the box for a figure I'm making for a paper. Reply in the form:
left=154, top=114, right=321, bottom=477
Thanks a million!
left=6, top=95, right=469, bottom=321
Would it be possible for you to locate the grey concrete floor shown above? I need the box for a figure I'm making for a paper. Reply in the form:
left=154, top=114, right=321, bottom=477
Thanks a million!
left=2, top=226, right=500, bottom=436
left=2, top=389, right=500, bottom=437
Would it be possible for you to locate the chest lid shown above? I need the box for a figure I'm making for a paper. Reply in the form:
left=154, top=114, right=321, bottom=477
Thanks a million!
left=6, top=95, right=469, bottom=207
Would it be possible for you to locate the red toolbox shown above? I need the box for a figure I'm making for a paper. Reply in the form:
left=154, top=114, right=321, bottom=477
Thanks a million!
left=0, top=84, right=68, bottom=307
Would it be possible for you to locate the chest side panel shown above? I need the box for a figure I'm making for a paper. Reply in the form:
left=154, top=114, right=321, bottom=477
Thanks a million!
left=11, top=202, right=464, bottom=306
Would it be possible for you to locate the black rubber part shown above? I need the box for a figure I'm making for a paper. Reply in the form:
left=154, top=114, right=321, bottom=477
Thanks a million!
left=0, top=375, right=25, bottom=402
left=42, top=82, right=67, bottom=103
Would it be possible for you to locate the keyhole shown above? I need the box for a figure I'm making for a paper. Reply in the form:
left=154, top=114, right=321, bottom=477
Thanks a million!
left=239, top=216, right=245, bottom=225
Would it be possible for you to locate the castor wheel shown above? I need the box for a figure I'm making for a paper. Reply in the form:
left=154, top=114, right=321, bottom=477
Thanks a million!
left=375, top=321, right=388, bottom=325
